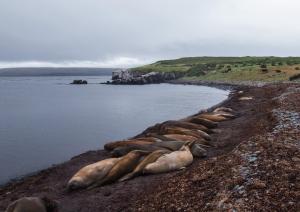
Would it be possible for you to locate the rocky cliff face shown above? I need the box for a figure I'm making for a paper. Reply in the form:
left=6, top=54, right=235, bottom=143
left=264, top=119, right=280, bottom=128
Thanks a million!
left=110, top=70, right=184, bottom=84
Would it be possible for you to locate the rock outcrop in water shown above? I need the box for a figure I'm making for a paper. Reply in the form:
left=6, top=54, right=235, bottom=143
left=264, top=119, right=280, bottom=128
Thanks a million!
left=71, top=80, right=88, bottom=84
left=110, top=69, right=183, bottom=84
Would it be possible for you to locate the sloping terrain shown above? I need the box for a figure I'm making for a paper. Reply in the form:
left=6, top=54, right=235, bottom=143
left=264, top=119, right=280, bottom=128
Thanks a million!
left=132, top=57, right=300, bottom=82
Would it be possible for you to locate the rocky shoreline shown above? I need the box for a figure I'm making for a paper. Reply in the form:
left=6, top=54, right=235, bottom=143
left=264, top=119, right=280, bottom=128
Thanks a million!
left=0, top=82, right=299, bottom=211
left=108, top=70, right=184, bottom=84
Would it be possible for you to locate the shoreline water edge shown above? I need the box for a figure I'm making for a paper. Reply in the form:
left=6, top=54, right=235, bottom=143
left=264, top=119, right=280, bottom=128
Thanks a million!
left=0, top=80, right=233, bottom=188
left=0, top=80, right=299, bottom=211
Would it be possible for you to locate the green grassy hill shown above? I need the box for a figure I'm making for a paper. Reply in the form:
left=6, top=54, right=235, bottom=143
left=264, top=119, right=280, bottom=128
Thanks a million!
left=131, top=57, right=300, bottom=82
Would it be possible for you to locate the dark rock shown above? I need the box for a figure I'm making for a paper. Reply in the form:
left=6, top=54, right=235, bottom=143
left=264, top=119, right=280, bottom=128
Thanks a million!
left=111, top=69, right=184, bottom=85
left=71, top=80, right=88, bottom=84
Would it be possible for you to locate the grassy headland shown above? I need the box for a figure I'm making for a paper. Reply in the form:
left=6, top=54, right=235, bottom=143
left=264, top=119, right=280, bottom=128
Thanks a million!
left=131, top=57, right=300, bottom=82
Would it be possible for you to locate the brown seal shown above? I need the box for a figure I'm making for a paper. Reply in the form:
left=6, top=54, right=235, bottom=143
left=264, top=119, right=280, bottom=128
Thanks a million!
left=104, top=139, right=154, bottom=151
left=119, top=149, right=171, bottom=182
left=187, top=117, right=218, bottom=128
left=160, top=127, right=211, bottom=141
left=163, top=134, right=197, bottom=142
left=135, top=120, right=211, bottom=138
left=213, top=107, right=233, bottom=113
left=152, top=140, right=208, bottom=156
left=88, top=150, right=150, bottom=189
left=144, top=141, right=195, bottom=174
left=67, top=157, right=121, bottom=190
left=197, top=114, right=228, bottom=122
left=111, top=144, right=168, bottom=157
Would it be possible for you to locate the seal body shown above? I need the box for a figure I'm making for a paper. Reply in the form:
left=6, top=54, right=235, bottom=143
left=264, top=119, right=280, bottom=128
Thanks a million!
left=90, top=150, right=149, bottom=188
left=119, top=149, right=170, bottom=181
left=197, top=114, right=227, bottom=122
left=163, top=134, right=198, bottom=142
left=144, top=145, right=193, bottom=174
left=136, top=120, right=211, bottom=138
left=239, top=96, right=253, bottom=101
left=153, top=141, right=207, bottom=157
left=160, top=127, right=211, bottom=141
left=111, top=144, right=167, bottom=157
left=191, top=143, right=207, bottom=158
left=213, top=111, right=235, bottom=119
left=104, top=140, right=153, bottom=151
left=187, top=117, right=218, bottom=128
left=213, top=107, right=233, bottom=113
left=5, top=197, right=47, bottom=212
left=152, top=140, right=185, bottom=151
left=135, top=137, right=160, bottom=142
left=67, top=157, right=121, bottom=190
left=162, top=121, right=210, bottom=133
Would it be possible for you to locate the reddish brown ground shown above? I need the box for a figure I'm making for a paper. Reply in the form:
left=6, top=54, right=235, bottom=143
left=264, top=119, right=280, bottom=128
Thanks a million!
left=0, top=83, right=299, bottom=211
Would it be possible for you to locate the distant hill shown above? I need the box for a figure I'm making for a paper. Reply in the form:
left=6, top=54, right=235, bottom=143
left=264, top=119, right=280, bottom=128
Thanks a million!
left=131, top=56, right=300, bottom=82
left=0, top=67, right=117, bottom=76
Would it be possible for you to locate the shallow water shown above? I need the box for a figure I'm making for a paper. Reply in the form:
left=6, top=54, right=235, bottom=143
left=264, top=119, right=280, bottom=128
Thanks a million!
left=0, top=76, right=228, bottom=184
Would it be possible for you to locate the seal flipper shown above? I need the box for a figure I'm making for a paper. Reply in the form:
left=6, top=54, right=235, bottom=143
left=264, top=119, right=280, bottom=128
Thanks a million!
left=87, top=178, right=107, bottom=190
left=118, top=172, right=136, bottom=182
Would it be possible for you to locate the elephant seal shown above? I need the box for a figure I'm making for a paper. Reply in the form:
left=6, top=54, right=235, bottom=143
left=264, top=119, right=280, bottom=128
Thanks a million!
left=119, top=149, right=171, bottom=182
left=191, top=143, right=207, bottom=158
left=161, top=127, right=211, bottom=141
left=111, top=144, right=167, bottom=157
left=213, top=107, right=233, bottom=113
left=163, top=134, right=198, bottom=142
left=67, top=157, right=121, bottom=190
left=152, top=140, right=185, bottom=151
left=213, top=111, right=235, bottom=119
left=195, top=129, right=211, bottom=141
left=5, top=197, right=57, bottom=212
left=144, top=141, right=194, bottom=174
left=152, top=140, right=207, bottom=157
left=144, top=133, right=175, bottom=141
left=89, top=150, right=150, bottom=189
left=136, top=120, right=211, bottom=138
left=135, top=137, right=160, bottom=142
left=162, top=134, right=213, bottom=147
left=197, top=114, right=228, bottom=122
left=162, top=120, right=210, bottom=133
left=104, top=140, right=153, bottom=151
left=187, top=117, right=218, bottom=128
left=239, top=96, right=253, bottom=101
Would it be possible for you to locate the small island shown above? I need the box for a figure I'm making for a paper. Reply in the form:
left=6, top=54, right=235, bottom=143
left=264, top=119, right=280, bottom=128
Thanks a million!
left=71, top=79, right=88, bottom=84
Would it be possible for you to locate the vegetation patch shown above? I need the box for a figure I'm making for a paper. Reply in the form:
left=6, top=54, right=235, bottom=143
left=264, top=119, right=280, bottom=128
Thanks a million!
left=131, top=57, right=300, bottom=82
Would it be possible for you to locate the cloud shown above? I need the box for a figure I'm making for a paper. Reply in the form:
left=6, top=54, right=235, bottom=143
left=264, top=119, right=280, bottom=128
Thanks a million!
left=1, top=0, right=300, bottom=65
left=0, top=57, right=152, bottom=69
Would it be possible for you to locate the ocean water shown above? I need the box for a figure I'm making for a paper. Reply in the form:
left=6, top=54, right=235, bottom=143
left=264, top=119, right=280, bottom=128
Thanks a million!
left=0, top=76, right=228, bottom=184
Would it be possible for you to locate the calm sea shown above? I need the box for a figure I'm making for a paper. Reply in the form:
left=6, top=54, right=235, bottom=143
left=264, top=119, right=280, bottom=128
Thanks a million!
left=0, top=76, right=228, bottom=184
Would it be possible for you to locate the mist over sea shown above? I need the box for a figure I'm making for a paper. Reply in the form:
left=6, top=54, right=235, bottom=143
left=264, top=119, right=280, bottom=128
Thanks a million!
left=0, top=71, right=228, bottom=184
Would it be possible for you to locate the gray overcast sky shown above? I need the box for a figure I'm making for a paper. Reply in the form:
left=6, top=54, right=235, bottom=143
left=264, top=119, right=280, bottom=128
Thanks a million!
left=1, top=0, right=300, bottom=68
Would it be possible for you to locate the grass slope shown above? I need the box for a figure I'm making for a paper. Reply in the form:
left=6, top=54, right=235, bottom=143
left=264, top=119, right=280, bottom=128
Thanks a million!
left=131, top=57, right=300, bottom=82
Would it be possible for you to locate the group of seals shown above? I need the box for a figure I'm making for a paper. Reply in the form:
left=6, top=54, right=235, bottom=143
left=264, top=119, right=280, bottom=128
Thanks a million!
left=67, top=106, right=235, bottom=190
left=5, top=107, right=235, bottom=211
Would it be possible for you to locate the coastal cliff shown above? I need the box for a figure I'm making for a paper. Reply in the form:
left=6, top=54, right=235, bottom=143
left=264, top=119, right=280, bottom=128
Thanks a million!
left=110, top=69, right=184, bottom=84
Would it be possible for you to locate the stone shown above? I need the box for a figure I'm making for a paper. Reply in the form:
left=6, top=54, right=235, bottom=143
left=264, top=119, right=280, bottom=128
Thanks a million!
left=71, top=80, right=88, bottom=84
